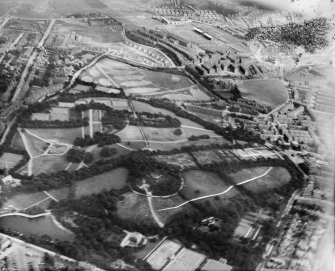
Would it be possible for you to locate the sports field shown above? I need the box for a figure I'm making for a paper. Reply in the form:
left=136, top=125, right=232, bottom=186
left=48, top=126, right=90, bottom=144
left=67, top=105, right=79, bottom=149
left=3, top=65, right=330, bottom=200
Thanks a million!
left=238, top=79, right=288, bottom=107
left=146, top=239, right=182, bottom=270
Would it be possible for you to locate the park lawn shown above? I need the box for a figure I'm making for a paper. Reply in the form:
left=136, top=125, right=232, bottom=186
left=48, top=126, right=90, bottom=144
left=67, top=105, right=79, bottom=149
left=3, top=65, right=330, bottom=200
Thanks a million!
left=181, top=170, right=238, bottom=211
left=0, top=152, right=23, bottom=169
left=242, top=167, right=291, bottom=193
left=74, top=167, right=129, bottom=198
left=24, top=132, right=49, bottom=157
left=143, top=127, right=187, bottom=142
left=116, top=125, right=143, bottom=141
left=228, top=167, right=270, bottom=185
left=29, top=128, right=82, bottom=144
left=10, top=131, right=26, bottom=151
left=2, top=191, right=48, bottom=211
left=116, top=192, right=155, bottom=226
left=152, top=195, right=195, bottom=225
left=181, top=170, right=232, bottom=199
left=239, top=79, right=288, bottom=107
left=31, top=155, right=69, bottom=175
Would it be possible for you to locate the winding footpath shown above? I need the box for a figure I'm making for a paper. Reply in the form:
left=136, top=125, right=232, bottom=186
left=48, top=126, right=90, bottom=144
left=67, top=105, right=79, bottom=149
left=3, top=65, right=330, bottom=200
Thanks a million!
left=158, top=167, right=273, bottom=212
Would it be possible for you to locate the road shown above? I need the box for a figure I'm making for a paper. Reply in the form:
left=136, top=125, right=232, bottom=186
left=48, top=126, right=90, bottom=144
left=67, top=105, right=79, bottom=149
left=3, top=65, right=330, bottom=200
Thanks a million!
left=38, top=19, right=55, bottom=48
left=159, top=167, right=273, bottom=211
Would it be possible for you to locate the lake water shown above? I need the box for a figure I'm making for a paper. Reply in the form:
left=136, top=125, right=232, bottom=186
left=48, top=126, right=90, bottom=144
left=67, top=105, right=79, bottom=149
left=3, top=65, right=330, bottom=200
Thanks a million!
left=0, top=215, right=74, bottom=241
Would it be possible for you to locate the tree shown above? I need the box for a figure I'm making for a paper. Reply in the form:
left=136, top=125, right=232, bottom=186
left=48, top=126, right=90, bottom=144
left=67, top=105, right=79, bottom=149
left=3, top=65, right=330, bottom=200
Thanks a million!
left=173, top=128, right=183, bottom=136
left=100, top=147, right=117, bottom=157
left=84, top=152, right=93, bottom=163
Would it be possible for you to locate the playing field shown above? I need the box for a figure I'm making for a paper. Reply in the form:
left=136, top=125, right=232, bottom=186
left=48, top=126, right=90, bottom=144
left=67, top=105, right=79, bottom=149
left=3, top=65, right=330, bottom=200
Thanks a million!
left=146, top=239, right=182, bottom=270
left=0, top=152, right=23, bottom=169
left=239, top=79, right=288, bottom=107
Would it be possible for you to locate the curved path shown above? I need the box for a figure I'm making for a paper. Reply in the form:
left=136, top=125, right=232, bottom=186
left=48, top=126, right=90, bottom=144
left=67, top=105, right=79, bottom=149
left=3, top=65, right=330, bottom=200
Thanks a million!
left=158, top=167, right=273, bottom=212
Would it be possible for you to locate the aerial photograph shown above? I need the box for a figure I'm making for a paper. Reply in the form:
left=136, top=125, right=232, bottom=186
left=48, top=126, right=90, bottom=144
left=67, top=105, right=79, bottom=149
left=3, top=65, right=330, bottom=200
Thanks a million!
left=0, top=0, right=334, bottom=270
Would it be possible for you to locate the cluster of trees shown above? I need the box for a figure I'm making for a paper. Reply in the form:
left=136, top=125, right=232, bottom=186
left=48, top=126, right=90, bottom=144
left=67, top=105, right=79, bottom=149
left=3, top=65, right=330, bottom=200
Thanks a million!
left=73, top=132, right=121, bottom=147
left=125, top=152, right=182, bottom=196
left=20, top=119, right=88, bottom=129
left=100, top=147, right=117, bottom=157
left=66, top=148, right=93, bottom=163
left=188, top=134, right=210, bottom=141
left=245, top=17, right=330, bottom=53
left=131, top=112, right=181, bottom=128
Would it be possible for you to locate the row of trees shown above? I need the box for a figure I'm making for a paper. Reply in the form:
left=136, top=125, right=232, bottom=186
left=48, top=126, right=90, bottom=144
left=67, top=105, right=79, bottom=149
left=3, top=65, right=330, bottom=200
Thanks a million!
left=73, top=132, right=121, bottom=147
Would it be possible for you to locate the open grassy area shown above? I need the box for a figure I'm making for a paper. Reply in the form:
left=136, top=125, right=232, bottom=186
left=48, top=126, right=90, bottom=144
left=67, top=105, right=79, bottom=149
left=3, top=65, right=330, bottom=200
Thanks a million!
left=116, top=192, right=155, bottom=225
left=74, top=167, right=129, bottom=198
left=2, top=191, right=48, bottom=210
left=31, top=155, right=69, bottom=175
left=152, top=195, right=195, bottom=225
left=181, top=170, right=238, bottom=211
left=29, top=128, right=82, bottom=144
left=239, top=79, right=288, bottom=107
left=83, top=58, right=210, bottom=101
left=0, top=152, right=23, bottom=169
left=10, top=131, right=26, bottom=151
left=229, top=167, right=291, bottom=193
left=23, top=132, right=49, bottom=156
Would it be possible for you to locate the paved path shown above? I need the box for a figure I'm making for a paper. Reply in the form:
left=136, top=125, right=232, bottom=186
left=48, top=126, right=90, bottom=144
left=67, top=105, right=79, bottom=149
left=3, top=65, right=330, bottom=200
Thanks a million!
left=158, top=167, right=273, bottom=211
left=142, top=186, right=164, bottom=228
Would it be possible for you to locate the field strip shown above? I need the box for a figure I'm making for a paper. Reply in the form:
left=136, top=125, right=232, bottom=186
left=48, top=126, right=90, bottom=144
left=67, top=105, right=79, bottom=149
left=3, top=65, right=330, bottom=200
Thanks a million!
left=181, top=125, right=214, bottom=132
left=95, top=63, right=120, bottom=88
left=158, top=167, right=272, bottom=212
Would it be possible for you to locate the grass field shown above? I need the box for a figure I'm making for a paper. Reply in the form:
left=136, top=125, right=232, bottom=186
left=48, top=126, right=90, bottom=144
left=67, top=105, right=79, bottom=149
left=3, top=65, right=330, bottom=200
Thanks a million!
left=0, top=152, right=23, bottom=169
left=181, top=170, right=238, bottom=210
left=10, top=131, right=26, bottom=151
left=229, top=167, right=291, bottom=192
left=31, top=155, right=69, bottom=175
left=24, top=132, right=49, bottom=156
left=116, top=192, right=155, bottom=225
left=29, top=128, right=82, bottom=144
left=153, top=195, right=194, bottom=225
left=74, top=167, right=128, bottom=198
left=2, top=191, right=48, bottom=210
left=239, top=79, right=288, bottom=107
left=83, top=58, right=210, bottom=101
